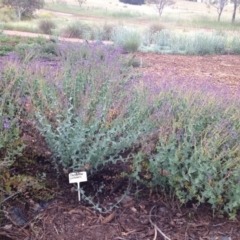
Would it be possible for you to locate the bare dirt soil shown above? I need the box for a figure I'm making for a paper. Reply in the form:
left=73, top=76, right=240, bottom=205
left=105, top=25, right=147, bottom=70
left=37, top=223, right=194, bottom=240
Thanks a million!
left=137, top=52, right=240, bottom=92
left=1, top=37, right=240, bottom=240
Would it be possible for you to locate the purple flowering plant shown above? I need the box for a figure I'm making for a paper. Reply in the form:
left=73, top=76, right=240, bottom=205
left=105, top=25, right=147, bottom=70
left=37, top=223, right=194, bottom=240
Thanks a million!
left=1, top=40, right=240, bottom=216
left=31, top=42, right=155, bottom=174
left=0, top=61, right=26, bottom=166
left=132, top=75, right=240, bottom=217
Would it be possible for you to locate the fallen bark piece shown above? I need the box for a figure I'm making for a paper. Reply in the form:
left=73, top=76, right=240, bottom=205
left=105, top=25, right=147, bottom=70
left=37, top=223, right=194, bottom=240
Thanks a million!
left=102, top=210, right=116, bottom=224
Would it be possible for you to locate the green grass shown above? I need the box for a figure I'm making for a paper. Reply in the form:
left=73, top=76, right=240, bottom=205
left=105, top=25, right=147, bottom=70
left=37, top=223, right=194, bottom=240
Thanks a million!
left=43, top=2, right=240, bottom=32
left=158, top=15, right=240, bottom=31
left=190, top=17, right=240, bottom=31
left=0, top=34, right=11, bottom=43
left=3, top=21, right=40, bottom=33
left=44, top=3, right=141, bottom=19
left=0, top=44, right=14, bottom=56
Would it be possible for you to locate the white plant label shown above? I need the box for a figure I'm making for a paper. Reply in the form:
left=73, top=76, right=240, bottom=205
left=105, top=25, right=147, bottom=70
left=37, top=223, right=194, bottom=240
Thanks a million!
left=69, top=171, right=87, bottom=201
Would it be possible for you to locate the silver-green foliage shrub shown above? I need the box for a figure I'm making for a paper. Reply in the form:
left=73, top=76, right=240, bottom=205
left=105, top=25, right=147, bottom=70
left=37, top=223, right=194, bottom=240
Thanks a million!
left=91, top=24, right=115, bottom=41
left=187, top=31, right=226, bottom=55
left=131, top=77, right=240, bottom=216
left=32, top=43, right=154, bottom=172
left=61, top=21, right=91, bottom=39
left=144, top=30, right=226, bottom=55
left=111, top=26, right=142, bottom=52
left=38, top=19, right=56, bottom=35
left=229, top=36, right=240, bottom=54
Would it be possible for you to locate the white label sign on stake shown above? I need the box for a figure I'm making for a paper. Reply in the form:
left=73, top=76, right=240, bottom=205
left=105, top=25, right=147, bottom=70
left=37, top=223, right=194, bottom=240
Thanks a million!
left=69, top=171, right=88, bottom=201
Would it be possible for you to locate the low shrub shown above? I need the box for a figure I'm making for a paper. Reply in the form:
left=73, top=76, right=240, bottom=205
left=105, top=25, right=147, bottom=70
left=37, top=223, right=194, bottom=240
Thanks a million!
left=130, top=77, right=240, bottom=217
left=229, top=36, right=240, bottom=54
left=89, top=23, right=116, bottom=41
left=111, top=26, right=142, bottom=52
left=148, top=22, right=165, bottom=34
left=38, top=19, right=56, bottom=35
left=0, top=44, right=14, bottom=56
left=187, top=31, right=226, bottom=55
left=1, top=39, right=240, bottom=217
left=60, top=21, right=91, bottom=39
left=102, top=23, right=115, bottom=41
left=141, top=23, right=165, bottom=46
left=15, top=43, right=41, bottom=60
left=15, top=38, right=58, bottom=60
left=0, top=34, right=9, bottom=43
left=141, top=30, right=226, bottom=55
left=0, top=63, right=25, bottom=167
left=24, top=43, right=155, bottom=173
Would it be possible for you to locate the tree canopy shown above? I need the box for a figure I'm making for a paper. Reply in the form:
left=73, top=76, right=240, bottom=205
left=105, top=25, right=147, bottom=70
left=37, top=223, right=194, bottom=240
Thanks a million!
left=147, top=0, right=174, bottom=16
left=3, top=0, right=44, bottom=20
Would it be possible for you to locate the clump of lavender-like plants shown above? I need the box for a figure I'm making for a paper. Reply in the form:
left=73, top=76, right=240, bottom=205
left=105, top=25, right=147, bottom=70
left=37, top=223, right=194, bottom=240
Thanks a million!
left=1, top=40, right=240, bottom=216
left=26, top=42, right=155, bottom=173
left=132, top=75, right=240, bottom=217
left=0, top=61, right=26, bottom=167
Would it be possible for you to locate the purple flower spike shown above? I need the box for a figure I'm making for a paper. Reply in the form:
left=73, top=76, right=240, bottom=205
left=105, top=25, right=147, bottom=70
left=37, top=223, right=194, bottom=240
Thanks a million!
left=207, top=174, right=212, bottom=180
left=2, top=118, right=11, bottom=129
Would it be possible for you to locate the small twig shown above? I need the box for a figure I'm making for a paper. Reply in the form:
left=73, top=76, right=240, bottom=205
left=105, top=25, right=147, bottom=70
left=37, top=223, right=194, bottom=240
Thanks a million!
left=149, top=206, right=172, bottom=240
left=0, top=191, right=21, bottom=204
left=188, top=222, right=209, bottom=228
left=153, top=226, right=157, bottom=240
left=122, top=229, right=137, bottom=236
left=212, top=222, right=227, bottom=227
left=229, top=227, right=233, bottom=237
left=54, top=225, right=59, bottom=235
left=0, top=209, right=9, bottom=215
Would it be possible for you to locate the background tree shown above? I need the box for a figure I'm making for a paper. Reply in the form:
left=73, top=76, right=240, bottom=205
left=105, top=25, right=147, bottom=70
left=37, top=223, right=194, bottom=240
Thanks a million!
left=147, top=0, right=174, bottom=16
left=209, top=0, right=228, bottom=21
left=2, top=0, right=44, bottom=21
left=231, top=0, right=240, bottom=22
left=76, top=0, right=87, bottom=7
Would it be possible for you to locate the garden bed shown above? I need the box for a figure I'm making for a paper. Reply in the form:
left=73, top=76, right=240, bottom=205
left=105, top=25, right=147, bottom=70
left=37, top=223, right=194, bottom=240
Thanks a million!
left=0, top=41, right=240, bottom=240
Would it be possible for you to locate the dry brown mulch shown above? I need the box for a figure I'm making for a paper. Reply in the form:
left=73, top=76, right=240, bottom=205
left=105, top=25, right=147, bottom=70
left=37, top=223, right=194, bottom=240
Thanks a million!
left=1, top=180, right=240, bottom=240
left=1, top=144, right=240, bottom=240
left=137, top=52, right=240, bottom=92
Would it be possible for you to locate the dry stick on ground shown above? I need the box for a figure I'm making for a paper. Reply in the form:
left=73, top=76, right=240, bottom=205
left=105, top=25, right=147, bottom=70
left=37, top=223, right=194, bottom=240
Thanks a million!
left=0, top=190, right=21, bottom=204
left=102, top=210, right=116, bottom=224
left=149, top=206, right=172, bottom=240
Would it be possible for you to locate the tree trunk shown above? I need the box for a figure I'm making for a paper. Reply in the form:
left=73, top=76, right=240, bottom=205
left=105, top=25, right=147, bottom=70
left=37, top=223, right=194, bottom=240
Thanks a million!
left=16, top=6, right=21, bottom=21
left=158, top=8, right=163, bottom=16
left=232, top=0, right=237, bottom=23
left=218, top=9, right=223, bottom=21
